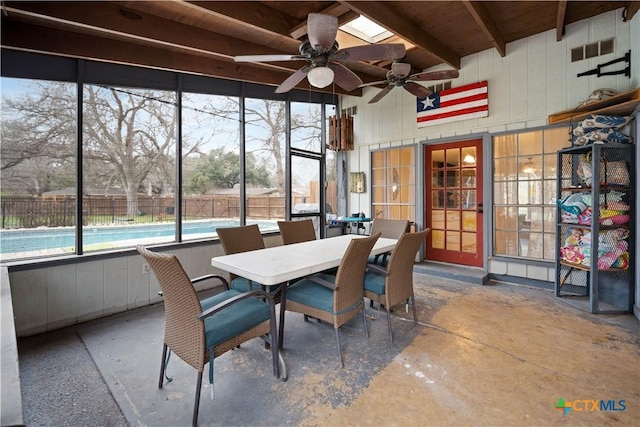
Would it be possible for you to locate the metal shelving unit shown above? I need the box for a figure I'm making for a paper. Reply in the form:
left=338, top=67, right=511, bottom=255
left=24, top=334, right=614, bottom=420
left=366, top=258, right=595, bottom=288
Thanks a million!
left=555, top=143, right=635, bottom=313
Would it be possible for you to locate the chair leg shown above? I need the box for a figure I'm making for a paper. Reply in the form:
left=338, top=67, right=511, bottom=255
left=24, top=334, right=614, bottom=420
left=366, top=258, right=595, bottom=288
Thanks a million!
left=411, top=294, right=418, bottom=325
left=361, top=305, right=369, bottom=339
left=334, top=328, right=343, bottom=368
left=159, top=344, right=168, bottom=388
left=386, top=309, right=394, bottom=344
left=193, top=371, right=203, bottom=427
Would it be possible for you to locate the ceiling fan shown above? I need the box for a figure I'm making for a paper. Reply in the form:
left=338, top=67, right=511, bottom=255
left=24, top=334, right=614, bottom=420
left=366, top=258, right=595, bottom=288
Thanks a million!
left=360, top=63, right=460, bottom=103
left=233, top=13, right=406, bottom=93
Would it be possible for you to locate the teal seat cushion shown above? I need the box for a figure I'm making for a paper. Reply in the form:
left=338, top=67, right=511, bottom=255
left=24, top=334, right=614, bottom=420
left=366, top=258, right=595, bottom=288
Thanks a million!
left=364, top=271, right=386, bottom=296
left=231, top=277, right=282, bottom=295
left=286, top=273, right=336, bottom=313
left=368, top=252, right=390, bottom=266
left=200, top=289, right=271, bottom=349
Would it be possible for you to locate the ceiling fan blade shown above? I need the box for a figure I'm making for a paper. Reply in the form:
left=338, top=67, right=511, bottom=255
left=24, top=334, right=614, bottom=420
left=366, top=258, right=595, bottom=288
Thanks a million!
left=368, top=85, right=394, bottom=103
left=331, top=62, right=363, bottom=91
left=403, top=82, right=432, bottom=98
left=234, top=54, right=304, bottom=62
left=391, top=62, right=412, bottom=78
left=307, top=13, right=338, bottom=52
left=411, top=69, right=460, bottom=81
left=337, top=43, right=406, bottom=62
left=359, top=80, right=388, bottom=88
left=275, top=66, right=311, bottom=93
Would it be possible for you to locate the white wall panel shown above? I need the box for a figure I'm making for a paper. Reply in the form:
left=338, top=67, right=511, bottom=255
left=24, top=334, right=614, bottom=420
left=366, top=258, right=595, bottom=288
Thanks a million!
left=546, top=31, right=568, bottom=114
left=126, top=255, right=150, bottom=309
left=46, top=264, right=77, bottom=331
left=76, top=259, right=104, bottom=323
left=103, top=257, right=129, bottom=316
left=509, top=38, right=529, bottom=122
left=9, top=269, right=48, bottom=335
left=526, top=32, right=548, bottom=118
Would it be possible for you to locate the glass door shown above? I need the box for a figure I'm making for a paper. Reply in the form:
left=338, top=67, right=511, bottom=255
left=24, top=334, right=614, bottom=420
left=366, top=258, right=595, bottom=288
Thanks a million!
left=425, top=139, right=483, bottom=266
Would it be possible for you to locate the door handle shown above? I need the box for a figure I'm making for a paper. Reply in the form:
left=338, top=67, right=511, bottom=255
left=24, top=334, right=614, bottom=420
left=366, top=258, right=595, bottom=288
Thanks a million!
left=477, top=202, right=483, bottom=214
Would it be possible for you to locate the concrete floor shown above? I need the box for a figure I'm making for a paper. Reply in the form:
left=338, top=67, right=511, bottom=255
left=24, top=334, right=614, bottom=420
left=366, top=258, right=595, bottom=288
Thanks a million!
left=18, top=272, right=640, bottom=426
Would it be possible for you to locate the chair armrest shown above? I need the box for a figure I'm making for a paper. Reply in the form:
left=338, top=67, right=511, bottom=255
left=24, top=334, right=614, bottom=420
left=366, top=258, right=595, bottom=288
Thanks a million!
left=366, top=263, right=389, bottom=276
left=307, top=275, right=337, bottom=290
left=191, top=274, right=230, bottom=290
left=158, top=275, right=230, bottom=298
left=197, top=289, right=274, bottom=320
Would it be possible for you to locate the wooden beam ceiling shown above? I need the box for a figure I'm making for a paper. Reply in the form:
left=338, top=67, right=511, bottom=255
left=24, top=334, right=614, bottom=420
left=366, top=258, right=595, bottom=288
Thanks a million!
left=462, top=0, right=506, bottom=58
left=340, top=0, right=461, bottom=69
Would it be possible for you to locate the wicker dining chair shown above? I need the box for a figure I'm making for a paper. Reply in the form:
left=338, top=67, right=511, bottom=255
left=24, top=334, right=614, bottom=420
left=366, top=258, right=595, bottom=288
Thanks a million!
left=216, top=224, right=282, bottom=298
left=284, top=232, right=381, bottom=367
left=277, top=219, right=317, bottom=245
left=137, top=245, right=279, bottom=427
left=368, top=219, right=410, bottom=266
left=364, top=228, right=431, bottom=343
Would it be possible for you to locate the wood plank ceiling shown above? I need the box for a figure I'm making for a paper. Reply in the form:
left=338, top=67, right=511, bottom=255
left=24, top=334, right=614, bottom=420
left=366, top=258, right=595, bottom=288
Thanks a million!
left=1, top=1, right=637, bottom=96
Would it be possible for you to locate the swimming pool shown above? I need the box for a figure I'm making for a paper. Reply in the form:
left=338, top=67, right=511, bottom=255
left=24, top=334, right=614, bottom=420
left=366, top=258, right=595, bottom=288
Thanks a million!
left=0, top=220, right=277, bottom=258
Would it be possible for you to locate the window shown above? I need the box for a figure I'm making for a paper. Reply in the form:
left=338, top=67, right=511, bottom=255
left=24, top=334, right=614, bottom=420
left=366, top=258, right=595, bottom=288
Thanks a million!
left=181, top=93, right=241, bottom=238
left=1, top=78, right=77, bottom=260
left=493, top=127, right=570, bottom=260
left=371, top=147, right=415, bottom=221
left=82, top=85, right=177, bottom=251
left=244, top=98, right=286, bottom=232
left=0, top=53, right=336, bottom=261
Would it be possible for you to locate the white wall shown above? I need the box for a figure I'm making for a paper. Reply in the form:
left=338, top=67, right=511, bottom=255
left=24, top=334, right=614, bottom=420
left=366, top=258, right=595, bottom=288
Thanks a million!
left=8, top=234, right=283, bottom=337
left=342, top=9, right=638, bottom=287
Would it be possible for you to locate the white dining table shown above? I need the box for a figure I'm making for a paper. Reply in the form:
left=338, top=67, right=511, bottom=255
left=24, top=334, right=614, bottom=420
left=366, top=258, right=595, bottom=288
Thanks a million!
left=211, top=234, right=397, bottom=286
left=211, top=234, right=397, bottom=379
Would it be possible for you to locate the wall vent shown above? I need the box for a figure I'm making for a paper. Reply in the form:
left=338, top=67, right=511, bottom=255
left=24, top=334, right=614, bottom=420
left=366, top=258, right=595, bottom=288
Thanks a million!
left=571, top=38, right=615, bottom=62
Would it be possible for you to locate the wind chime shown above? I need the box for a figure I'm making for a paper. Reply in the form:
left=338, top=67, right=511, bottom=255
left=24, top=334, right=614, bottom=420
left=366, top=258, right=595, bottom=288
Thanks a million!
left=329, top=110, right=354, bottom=151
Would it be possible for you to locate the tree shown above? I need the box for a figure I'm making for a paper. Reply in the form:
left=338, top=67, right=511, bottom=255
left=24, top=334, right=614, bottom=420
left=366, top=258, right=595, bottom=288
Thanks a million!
left=1, top=81, right=76, bottom=195
left=1, top=82, right=213, bottom=215
left=186, top=148, right=270, bottom=194
left=199, top=98, right=323, bottom=194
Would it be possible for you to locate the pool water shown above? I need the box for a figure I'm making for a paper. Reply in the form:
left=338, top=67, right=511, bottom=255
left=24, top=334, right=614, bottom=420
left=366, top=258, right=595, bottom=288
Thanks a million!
left=0, top=220, right=276, bottom=256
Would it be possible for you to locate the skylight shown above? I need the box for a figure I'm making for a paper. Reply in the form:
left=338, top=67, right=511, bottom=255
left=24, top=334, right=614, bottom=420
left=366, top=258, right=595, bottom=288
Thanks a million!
left=340, top=16, right=393, bottom=44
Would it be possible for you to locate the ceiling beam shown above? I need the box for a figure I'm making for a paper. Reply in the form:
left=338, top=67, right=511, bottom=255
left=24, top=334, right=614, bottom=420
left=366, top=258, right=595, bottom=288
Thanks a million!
left=623, top=2, right=640, bottom=21
left=555, top=0, right=567, bottom=41
left=183, top=1, right=296, bottom=39
left=462, top=1, right=506, bottom=57
left=1, top=3, right=298, bottom=62
left=340, top=0, right=460, bottom=69
left=0, top=17, right=359, bottom=95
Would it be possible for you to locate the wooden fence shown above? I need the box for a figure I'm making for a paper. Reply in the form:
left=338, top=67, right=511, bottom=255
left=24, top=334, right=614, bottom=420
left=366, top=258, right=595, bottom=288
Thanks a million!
left=1, top=184, right=337, bottom=229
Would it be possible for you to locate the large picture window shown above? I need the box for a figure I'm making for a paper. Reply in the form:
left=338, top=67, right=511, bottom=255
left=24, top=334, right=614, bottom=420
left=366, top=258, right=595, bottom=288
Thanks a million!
left=493, top=127, right=570, bottom=260
left=0, top=57, right=335, bottom=261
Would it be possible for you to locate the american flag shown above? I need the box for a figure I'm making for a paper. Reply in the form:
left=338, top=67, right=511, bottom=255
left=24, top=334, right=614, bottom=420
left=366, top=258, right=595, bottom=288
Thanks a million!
left=417, top=81, right=488, bottom=127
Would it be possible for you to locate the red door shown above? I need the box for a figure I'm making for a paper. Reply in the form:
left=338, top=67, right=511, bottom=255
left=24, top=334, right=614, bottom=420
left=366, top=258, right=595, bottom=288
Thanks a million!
left=425, top=140, right=483, bottom=267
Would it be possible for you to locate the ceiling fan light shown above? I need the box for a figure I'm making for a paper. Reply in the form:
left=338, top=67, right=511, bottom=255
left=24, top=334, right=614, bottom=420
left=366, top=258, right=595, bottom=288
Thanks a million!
left=308, top=66, right=334, bottom=88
